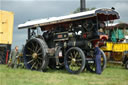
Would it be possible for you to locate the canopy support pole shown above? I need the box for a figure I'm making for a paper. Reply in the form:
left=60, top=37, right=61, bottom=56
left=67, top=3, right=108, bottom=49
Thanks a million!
left=28, top=28, right=31, bottom=40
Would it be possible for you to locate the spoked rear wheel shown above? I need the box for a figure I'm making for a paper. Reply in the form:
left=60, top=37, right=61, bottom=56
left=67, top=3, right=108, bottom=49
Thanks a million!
left=87, top=49, right=107, bottom=72
left=64, top=47, right=86, bottom=74
left=24, top=38, right=49, bottom=71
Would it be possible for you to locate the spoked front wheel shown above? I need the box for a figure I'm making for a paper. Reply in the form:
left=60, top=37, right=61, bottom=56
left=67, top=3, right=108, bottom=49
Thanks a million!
left=24, top=38, right=49, bottom=71
left=64, top=47, right=86, bottom=74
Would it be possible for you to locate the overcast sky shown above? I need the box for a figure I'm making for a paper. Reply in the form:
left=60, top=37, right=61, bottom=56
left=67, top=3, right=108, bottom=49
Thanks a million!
left=0, top=0, right=128, bottom=49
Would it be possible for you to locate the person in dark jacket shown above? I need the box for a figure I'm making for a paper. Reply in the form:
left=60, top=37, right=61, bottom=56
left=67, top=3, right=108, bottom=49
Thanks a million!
left=94, top=42, right=102, bottom=74
left=8, top=46, right=19, bottom=68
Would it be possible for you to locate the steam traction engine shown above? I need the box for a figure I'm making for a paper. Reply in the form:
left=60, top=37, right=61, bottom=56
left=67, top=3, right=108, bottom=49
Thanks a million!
left=18, top=8, right=119, bottom=74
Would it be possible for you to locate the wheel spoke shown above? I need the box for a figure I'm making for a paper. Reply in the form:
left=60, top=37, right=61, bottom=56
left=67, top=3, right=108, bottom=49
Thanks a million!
left=76, top=62, right=82, bottom=66
left=68, top=60, right=71, bottom=64
left=76, top=59, right=82, bottom=62
left=35, top=63, right=38, bottom=70
left=72, top=65, right=75, bottom=70
left=70, top=53, right=73, bottom=58
left=75, top=52, right=78, bottom=58
left=31, top=62, right=36, bottom=69
left=36, top=59, right=41, bottom=66
left=35, top=43, right=38, bottom=52
left=72, top=63, right=79, bottom=71
left=28, top=51, right=33, bottom=55
left=38, top=53, right=42, bottom=56
left=27, top=47, right=35, bottom=53
left=73, top=51, right=76, bottom=57
left=31, top=42, right=35, bottom=49
left=37, top=47, right=42, bottom=53
left=68, top=56, right=72, bottom=59
left=26, top=54, right=32, bottom=56
left=27, top=59, right=34, bottom=64
left=70, top=64, right=74, bottom=70
left=90, top=64, right=96, bottom=71
left=38, top=57, right=43, bottom=60
left=77, top=54, right=81, bottom=58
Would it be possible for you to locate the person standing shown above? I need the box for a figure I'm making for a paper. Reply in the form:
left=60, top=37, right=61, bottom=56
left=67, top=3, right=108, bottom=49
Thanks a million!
left=94, top=42, right=102, bottom=74
left=8, top=46, right=19, bottom=68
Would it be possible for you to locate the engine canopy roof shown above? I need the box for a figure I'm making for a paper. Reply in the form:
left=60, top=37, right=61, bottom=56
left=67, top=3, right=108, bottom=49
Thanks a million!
left=18, top=8, right=120, bottom=29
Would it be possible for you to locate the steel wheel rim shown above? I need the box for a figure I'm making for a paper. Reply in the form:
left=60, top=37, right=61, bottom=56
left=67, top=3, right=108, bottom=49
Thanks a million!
left=100, top=49, right=106, bottom=70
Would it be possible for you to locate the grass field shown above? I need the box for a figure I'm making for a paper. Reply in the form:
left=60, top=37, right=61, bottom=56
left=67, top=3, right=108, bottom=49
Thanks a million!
left=0, top=64, right=128, bottom=85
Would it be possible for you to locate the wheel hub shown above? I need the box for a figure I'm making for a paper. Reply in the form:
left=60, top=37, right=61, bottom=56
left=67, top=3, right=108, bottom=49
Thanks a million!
left=71, top=58, right=76, bottom=64
left=32, top=53, right=38, bottom=59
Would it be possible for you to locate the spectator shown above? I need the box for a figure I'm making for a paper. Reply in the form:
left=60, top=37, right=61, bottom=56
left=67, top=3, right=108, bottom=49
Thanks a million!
left=8, top=46, right=19, bottom=68
left=94, top=42, right=102, bottom=74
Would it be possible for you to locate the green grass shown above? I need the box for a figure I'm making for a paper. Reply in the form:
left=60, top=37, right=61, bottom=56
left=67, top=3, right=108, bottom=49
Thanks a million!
left=0, top=64, right=128, bottom=85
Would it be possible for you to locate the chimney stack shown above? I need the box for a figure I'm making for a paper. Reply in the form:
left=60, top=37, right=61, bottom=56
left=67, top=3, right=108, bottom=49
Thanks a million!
left=80, top=0, right=86, bottom=12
